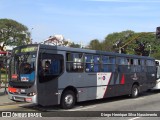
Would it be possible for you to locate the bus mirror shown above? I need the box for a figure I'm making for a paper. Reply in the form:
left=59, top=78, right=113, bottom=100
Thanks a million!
left=156, top=61, right=159, bottom=66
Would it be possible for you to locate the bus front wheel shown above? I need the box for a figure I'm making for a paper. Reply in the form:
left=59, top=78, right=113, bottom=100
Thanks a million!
left=131, top=85, right=139, bottom=98
left=60, top=90, right=76, bottom=109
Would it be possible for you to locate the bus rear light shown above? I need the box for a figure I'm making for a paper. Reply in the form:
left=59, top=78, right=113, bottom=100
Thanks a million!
left=25, top=98, right=32, bottom=102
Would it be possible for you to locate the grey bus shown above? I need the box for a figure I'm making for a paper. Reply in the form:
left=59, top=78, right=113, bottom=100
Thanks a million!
left=8, top=44, right=156, bottom=109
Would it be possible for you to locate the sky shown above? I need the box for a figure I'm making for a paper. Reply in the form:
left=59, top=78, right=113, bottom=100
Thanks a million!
left=0, top=0, right=160, bottom=45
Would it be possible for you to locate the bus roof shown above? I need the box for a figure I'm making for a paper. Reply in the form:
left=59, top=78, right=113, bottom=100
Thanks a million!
left=14, top=44, right=155, bottom=60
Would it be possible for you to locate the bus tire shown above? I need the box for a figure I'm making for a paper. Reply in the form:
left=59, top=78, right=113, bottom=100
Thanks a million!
left=60, top=90, right=76, bottom=109
left=131, top=85, right=139, bottom=98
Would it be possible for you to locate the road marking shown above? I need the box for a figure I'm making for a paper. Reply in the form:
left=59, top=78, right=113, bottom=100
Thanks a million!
left=67, top=105, right=97, bottom=111
left=128, top=117, right=140, bottom=120
left=45, top=106, right=97, bottom=112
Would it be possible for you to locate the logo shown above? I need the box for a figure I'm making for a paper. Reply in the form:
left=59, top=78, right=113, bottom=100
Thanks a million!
left=102, top=76, right=106, bottom=80
left=2, top=112, right=11, bottom=117
left=21, top=77, right=29, bottom=82
left=131, top=73, right=138, bottom=80
left=1, top=112, right=42, bottom=117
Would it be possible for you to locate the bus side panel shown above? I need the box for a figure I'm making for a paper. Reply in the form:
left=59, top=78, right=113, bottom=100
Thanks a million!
left=37, top=79, right=59, bottom=106
left=59, top=72, right=97, bottom=102
left=146, top=66, right=156, bottom=89
left=105, top=72, right=149, bottom=98
left=59, top=72, right=115, bottom=102
left=103, top=73, right=130, bottom=98
left=76, top=87, right=97, bottom=102
left=153, top=64, right=160, bottom=89
left=138, top=72, right=148, bottom=92
left=76, top=72, right=115, bottom=101
left=113, top=73, right=129, bottom=96
left=101, top=72, right=115, bottom=98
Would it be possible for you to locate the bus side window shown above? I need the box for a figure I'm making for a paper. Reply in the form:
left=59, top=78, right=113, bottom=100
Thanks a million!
left=101, top=56, right=115, bottom=72
left=86, top=63, right=92, bottom=72
left=66, top=52, right=83, bottom=72
left=50, top=59, right=60, bottom=75
left=85, top=55, right=93, bottom=72
left=39, top=54, right=64, bottom=83
left=94, top=64, right=99, bottom=72
left=130, top=59, right=134, bottom=65
left=102, top=56, right=109, bottom=72
left=127, top=59, right=130, bottom=65
left=85, top=55, right=100, bottom=72
left=93, top=55, right=100, bottom=72
left=146, top=60, right=156, bottom=73
left=156, top=61, right=159, bottom=66
left=130, top=59, right=135, bottom=72
left=110, top=57, right=115, bottom=64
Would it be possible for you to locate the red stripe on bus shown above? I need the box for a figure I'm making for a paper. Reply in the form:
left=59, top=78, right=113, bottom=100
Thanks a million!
left=120, top=74, right=125, bottom=84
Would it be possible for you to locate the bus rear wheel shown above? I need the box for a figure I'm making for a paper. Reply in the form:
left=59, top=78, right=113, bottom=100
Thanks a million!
left=61, top=90, right=76, bottom=109
left=131, top=85, right=139, bottom=98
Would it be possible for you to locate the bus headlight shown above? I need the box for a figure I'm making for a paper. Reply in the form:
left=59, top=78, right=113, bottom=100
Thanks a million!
left=27, top=92, right=36, bottom=96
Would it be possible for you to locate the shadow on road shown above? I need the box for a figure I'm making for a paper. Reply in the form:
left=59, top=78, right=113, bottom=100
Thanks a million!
left=19, top=90, right=160, bottom=112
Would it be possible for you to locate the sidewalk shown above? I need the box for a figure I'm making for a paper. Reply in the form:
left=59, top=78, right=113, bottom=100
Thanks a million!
left=0, top=84, right=14, bottom=105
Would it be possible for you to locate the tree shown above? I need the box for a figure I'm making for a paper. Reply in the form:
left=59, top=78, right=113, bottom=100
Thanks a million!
left=89, top=39, right=102, bottom=50
left=69, top=42, right=81, bottom=48
left=102, top=30, right=134, bottom=52
left=0, top=18, right=31, bottom=47
left=88, top=30, right=160, bottom=59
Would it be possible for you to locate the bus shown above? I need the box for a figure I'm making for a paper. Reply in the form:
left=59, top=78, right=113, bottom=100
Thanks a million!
left=152, top=60, right=160, bottom=90
left=8, top=44, right=157, bottom=109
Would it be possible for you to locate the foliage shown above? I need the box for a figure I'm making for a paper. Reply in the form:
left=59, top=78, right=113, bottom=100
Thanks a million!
left=89, top=39, right=102, bottom=50
left=103, top=30, right=135, bottom=52
left=0, top=67, right=7, bottom=73
left=0, top=18, right=31, bottom=46
left=88, top=30, right=160, bottom=59
left=69, top=42, right=81, bottom=48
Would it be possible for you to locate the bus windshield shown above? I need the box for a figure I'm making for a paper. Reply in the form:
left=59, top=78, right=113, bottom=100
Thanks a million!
left=9, top=52, right=37, bottom=86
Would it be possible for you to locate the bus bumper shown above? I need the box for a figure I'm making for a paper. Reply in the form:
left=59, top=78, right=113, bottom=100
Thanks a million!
left=8, top=93, right=37, bottom=104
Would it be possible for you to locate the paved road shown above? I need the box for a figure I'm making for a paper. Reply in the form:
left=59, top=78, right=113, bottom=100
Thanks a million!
left=0, top=90, right=160, bottom=120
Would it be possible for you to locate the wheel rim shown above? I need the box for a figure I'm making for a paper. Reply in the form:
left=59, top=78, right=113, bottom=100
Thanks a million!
left=134, top=87, right=138, bottom=96
left=65, top=94, right=73, bottom=105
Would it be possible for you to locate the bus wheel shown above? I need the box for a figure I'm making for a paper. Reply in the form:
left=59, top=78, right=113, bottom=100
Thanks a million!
left=61, top=90, right=76, bottom=109
left=131, top=85, right=139, bottom=98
